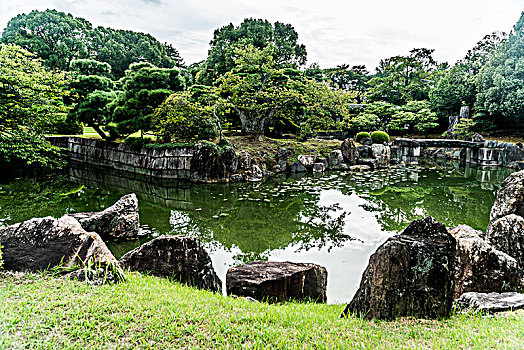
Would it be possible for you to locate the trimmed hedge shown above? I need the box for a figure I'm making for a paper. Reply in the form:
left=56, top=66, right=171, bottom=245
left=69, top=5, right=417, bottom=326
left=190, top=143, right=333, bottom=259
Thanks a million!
left=371, top=131, right=390, bottom=144
left=355, top=132, right=371, bottom=143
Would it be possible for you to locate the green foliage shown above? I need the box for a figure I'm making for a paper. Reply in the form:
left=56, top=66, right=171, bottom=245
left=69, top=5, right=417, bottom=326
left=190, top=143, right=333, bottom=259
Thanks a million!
left=70, top=59, right=112, bottom=77
left=475, top=13, right=524, bottom=128
left=0, top=242, right=3, bottom=270
left=344, top=102, right=395, bottom=132
left=447, top=118, right=476, bottom=141
left=326, top=64, right=370, bottom=103
left=1, top=9, right=185, bottom=79
left=124, top=136, right=153, bottom=148
left=152, top=88, right=219, bottom=143
left=355, top=132, right=371, bottom=143
left=198, top=18, right=307, bottom=84
left=0, top=44, right=69, bottom=168
left=368, top=48, right=438, bottom=105
left=370, top=131, right=390, bottom=144
left=111, top=63, right=186, bottom=138
left=389, top=100, right=438, bottom=135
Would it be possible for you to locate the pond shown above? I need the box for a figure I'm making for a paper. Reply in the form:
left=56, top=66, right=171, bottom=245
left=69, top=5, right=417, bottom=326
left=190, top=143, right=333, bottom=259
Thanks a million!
left=0, top=162, right=513, bottom=303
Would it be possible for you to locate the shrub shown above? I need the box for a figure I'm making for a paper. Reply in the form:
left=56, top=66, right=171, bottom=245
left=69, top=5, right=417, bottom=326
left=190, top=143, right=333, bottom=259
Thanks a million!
left=371, top=131, right=390, bottom=144
left=124, top=137, right=153, bottom=148
left=355, top=132, right=371, bottom=143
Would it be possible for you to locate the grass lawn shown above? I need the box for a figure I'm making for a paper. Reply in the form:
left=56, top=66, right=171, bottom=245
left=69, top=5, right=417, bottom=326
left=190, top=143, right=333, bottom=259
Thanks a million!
left=1, top=272, right=523, bottom=349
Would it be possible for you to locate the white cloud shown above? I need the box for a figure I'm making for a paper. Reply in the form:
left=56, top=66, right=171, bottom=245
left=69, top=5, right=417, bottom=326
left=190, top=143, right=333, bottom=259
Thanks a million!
left=0, top=0, right=522, bottom=70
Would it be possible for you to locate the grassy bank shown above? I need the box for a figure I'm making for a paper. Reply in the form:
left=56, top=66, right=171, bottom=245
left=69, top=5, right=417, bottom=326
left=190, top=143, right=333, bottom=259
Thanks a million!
left=1, top=273, right=523, bottom=349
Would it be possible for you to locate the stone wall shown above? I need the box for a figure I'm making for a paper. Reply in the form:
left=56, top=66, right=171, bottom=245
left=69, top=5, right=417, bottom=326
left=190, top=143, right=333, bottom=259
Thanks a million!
left=48, top=137, right=194, bottom=181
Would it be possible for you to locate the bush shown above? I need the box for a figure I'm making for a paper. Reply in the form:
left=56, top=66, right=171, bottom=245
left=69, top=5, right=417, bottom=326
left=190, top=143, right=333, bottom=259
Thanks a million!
left=355, top=132, right=371, bottom=143
left=124, top=136, right=153, bottom=148
left=371, top=131, right=390, bottom=144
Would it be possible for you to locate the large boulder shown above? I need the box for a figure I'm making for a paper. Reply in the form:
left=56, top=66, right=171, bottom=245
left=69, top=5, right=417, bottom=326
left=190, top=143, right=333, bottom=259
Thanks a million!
left=487, top=170, right=524, bottom=230
left=0, top=216, right=120, bottom=273
left=453, top=292, right=524, bottom=313
left=372, top=144, right=391, bottom=168
left=341, top=217, right=456, bottom=320
left=226, top=261, right=327, bottom=303
left=289, top=161, right=307, bottom=173
left=190, top=142, right=227, bottom=182
left=298, top=155, right=317, bottom=170
left=449, top=225, right=520, bottom=299
left=276, top=148, right=294, bottom=172
left=238, top=151, right=251, bottom=170
left=119, top=235, right=221, bottom=292
left=328, top=150, right=345, bottom=169
left=486, top=214, right=524, bottom=267
left=68, top=194, right=139, bottom=238
left=341, top=138, right=358, bottom=165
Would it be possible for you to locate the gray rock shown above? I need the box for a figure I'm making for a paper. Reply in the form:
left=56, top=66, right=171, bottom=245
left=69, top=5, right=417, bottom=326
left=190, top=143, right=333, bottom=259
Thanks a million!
left=238, top=151, right=251, bottom=170
left=226, top=261, right=327, bottom=303
left=328, top=150, right=344, bottom=168
left=230, top=174, right=244, bottom=182
left=120, top=235, right=221, bottom=292
left=357, top=158, right=378, bottom=170
left=312, top=163, right=326, bottom=173
left=360, top=137, right=373, bottom=146
left=372, top=144, right=391, bottom=168
left=276, top=148, right=294, bottom=172
left=341, top=138, right=358, bottom=165
left=487, top=170, right=524, bottom=233
left=68, top=194, right=139, bottom=238
left=190, top=142, right=227, bottom=182
left=349, top=165, right=371, bottom=172
left=341, top=217, right=456, bottom=320
left=252, top=165, right=263, bottom=179
left=0, top=216, right=120, bottom=273
left=449, top=225, right=520, bottom=299
left=453, top=292, right=524, bottom=313
left=486, top=214, right=524, bottom=266
left=471, top=133, right=485, bottom=143
left=298, top=155, right=317, bottom=169
left=357, top=145, right=371, bottom=159
left=317, top=157, right=328, bottom=168
left=289, top=161, right=307, bottom=173
left=222, top=147, right=238, bottom=173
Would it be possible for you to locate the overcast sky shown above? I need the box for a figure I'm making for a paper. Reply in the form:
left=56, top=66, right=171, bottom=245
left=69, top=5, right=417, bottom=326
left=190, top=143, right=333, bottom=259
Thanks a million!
left=1, top=0, right=523, bottom=71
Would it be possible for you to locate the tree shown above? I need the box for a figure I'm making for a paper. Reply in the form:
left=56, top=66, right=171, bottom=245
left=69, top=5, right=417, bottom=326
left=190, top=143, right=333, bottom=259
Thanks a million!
left=475, top=13, right=524, bottom=128
left=217, top=44, right=350, bottom=135
left=152, top=86, right=219, bottom=143
left=110, top=63, right=186, bottom=138
left=197, top=18, right=307, bottom=84
left=327, top=64, right=370, bottom=103
left=2, top=10, right=185, bottom=79
left=389, top=100, right=438, bottom=135
left=0, top=44, right=70, bottom=168
left=67, top=59, right=116, bottom=139
left=368, top=48, right=438, bottom=104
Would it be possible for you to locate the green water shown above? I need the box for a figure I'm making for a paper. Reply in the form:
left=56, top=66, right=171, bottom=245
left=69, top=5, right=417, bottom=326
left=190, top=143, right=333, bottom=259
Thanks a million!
left=0, top=162, right=512, bottom=303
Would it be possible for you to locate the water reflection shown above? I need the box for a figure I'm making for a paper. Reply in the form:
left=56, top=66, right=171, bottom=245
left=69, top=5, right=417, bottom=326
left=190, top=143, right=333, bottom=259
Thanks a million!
left=0, top=162, right=511, bottom=303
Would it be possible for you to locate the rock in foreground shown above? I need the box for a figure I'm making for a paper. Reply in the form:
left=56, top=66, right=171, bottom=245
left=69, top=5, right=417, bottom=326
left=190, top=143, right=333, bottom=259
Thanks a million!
left=226, top=261, right=327, bottom=303
left=0, top=216, right=120, bottom=273
left=449, top=225, right=520, bottom=298
left=341, top=217, right=456, bottom=320
left=486, top=214, right=524, bottom=267
left=453, top=292, right=524, bottom=313
left=68, top=193, right=139, bottom=238
left=487, top=170, right=524, bottom=230
left=119, top=235, right=221, bottom=292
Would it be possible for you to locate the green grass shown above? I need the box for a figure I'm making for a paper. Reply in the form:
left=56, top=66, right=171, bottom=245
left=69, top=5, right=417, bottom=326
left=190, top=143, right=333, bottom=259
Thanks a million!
left=1, top=272, right=523, bottom=349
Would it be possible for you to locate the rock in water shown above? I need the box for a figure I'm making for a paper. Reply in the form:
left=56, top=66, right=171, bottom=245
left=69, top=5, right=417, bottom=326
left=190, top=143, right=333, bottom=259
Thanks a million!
left=68, top=194, right=139, bottom=238
left=226, top=261, right=327, bottom=303
left=486, top=214, right=524, bottom=266
left=0, top=216, right=120, bottom=273
left=449, top=225, right=520, bottom=299
left=453, top=292, right=524, bottom=313
left=190, top=142, right=227, bottom=182
left=298, top=155, right=317, bottom=170
left=487, top=170, right=524, bottom=230
left=119, top=235, right=221, bottom=292
left=328, top=150, right=344, bottom=169
left=372, top=144, right=391, bottom=168
left=341, top=217, right=456, bottom=320
left=341, top=138, right=357, bottom=165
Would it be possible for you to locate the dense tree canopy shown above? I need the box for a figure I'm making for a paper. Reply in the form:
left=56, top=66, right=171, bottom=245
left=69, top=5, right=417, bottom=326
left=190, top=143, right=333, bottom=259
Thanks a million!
left=0, top=44, right=69, bottom=167
left=1, top=9, right=184, bottom=78
left=475, top=13, right=524, bottom=128
left=197, top=18, right=307, bottom=85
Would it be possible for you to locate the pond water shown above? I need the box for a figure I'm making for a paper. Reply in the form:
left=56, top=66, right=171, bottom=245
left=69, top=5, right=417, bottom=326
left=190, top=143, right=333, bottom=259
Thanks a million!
left=0, top=162, right=513, bottom=303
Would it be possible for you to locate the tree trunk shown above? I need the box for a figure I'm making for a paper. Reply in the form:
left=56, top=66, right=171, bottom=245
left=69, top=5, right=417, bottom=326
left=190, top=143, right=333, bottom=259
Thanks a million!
left=90, top=123, right=107, bottom=139
left=238, top=111, right=274, bottom=135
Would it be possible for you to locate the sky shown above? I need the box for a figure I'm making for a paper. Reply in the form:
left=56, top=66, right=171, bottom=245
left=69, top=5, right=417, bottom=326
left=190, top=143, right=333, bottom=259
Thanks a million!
left=0, top=0, right=523, bottom=71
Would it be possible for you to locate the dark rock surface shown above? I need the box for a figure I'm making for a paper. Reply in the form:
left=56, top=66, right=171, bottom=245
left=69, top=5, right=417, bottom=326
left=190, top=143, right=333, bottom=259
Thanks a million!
left=328, top=150, right=346, bottom=170
left=238, top=151, right=251, bottom=170
left=222, top=147, right=238, bottom=174
left=341, top=217, right=456, bottom=320
left=276, top=148, right=294, bottom=172
left=357, top=145, right=371, bottom=158
left=119, top=235, right=221, bottom=292
left=289, top=161, right=307, bottom=173
left=68, top=194, right=139, bottom=238
left=226, top=261, right=327, bottom=303
left=453, top=292, right=524, bottom=313
left=0, top=216, right=119, bottom=272
left=313, top=163, right=326, bottom=173
left=449, top=225, right=520, bottom=299
left=190, top=143, right=228, bottom=182
left=360, top=137, right=372, bottom=146
left=487, top=170, right=524, bottom=228
left=486, top=214, right=524, bottom=267
left=341, top=139, right=358, bottom=165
